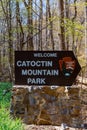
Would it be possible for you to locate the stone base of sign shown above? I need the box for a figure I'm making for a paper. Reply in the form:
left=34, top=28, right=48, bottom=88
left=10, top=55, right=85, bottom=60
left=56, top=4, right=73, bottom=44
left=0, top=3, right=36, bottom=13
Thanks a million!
left=10, top=86, right=81, bottom=127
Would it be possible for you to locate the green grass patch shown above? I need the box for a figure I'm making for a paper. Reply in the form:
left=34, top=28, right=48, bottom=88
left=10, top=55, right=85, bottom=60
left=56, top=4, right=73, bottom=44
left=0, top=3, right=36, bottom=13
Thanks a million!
left=0, top=107, right=24, bottom=130
left=0, top=82, right=12, bottom=107
left=0, top=82, right=24, bottom=130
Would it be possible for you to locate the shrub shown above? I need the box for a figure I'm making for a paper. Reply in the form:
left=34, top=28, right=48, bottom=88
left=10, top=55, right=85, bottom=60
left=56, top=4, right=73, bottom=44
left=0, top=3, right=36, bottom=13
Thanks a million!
left=0, top=82, right=24, bottom=130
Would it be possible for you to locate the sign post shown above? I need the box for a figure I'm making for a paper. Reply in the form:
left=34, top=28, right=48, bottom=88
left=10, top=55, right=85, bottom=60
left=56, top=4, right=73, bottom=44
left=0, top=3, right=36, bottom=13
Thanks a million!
left=15, top=51, right=81, bottom=86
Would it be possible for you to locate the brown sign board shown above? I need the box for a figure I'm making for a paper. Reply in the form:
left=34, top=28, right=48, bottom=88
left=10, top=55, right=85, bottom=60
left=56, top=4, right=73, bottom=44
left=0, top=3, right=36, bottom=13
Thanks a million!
left=15, top=51, right=81, bottom=86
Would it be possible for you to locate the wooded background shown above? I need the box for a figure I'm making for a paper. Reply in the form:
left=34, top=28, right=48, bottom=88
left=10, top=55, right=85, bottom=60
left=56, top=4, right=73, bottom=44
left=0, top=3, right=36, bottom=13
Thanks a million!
left=0, top=0, right=87, bottom=82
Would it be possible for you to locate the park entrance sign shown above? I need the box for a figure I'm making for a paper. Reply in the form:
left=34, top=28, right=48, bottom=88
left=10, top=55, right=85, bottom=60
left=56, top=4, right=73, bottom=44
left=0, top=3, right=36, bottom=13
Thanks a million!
left=15, top=51, right=81, bottom=86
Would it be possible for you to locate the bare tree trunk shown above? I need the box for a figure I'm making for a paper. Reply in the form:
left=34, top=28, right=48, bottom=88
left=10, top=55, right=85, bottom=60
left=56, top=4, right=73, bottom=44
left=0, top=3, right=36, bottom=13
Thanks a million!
left=59, top=0, right=66, bottom=50
left=65, top=0, right=69, bottom=50
left=16, top=0, right=20, bottom=50
left=72, top=0, right=77, bottom=53
left=27, top=0, right=33, bottom=50
left=45, top=0, right=55, bottom=50
left=38, top=0, right=43, bottom=50
left=16, top=0, right=24, bottom=50
left=47, top=0, right=55, bottom=50
left=85, top=0, right=87, bottom=64
left=8, top=0, right=13, bottom=82
left=23, top=0, right=34, bottom=50
left=34, top=0, right=38, bottom=50
left=46, top=0, right=49, bottom=50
